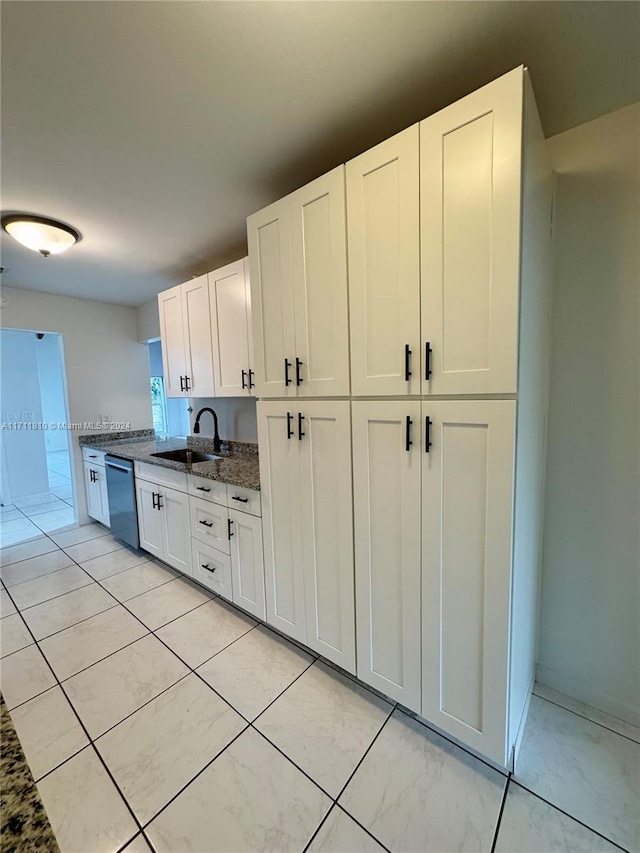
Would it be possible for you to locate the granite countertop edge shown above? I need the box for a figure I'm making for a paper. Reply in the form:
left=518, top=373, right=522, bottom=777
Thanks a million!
left=78, top=431, right=260, bottom=491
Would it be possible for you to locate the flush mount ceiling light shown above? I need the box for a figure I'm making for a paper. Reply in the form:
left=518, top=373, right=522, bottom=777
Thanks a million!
left=1, top=214, right=81, bottom=257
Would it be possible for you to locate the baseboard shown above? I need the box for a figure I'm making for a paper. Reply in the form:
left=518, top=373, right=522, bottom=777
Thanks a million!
left=510, top=673, right=535, bottom=772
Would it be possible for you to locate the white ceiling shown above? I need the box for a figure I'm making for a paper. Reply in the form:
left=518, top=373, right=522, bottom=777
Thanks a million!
left=1, top=1, right=638, bottom=306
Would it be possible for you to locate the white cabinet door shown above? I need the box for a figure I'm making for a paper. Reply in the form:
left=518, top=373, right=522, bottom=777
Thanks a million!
left=96, top=468, right=110, bottom=527
left=248, top=199, right=296, bottom=398
left=209, top=259, right=252, bottom=397
left=422, top=400, right=515, bottom=765
left=347, top=126, right=421, bottom=397
left=182, top=274, right=216, bottom=398
left=158, top=284, right=187, bottom=397
left=161, top=486, right=192, bottom=575
left=290, top=166, right=350, bottom=397
left=298, top=401, right=355, bottom=673
left=136, top=479, right=163, bottom=559
left=84, top=461, right=102, bottom=523
left=229, top=509, right=265, bottom=620
left=421, top=68, right=523, bottom=395
left=257, top=401, right=305, bottom=642
left=352, top=401, right=422, bottom=708
left=192, top=538, right=233, bottom=600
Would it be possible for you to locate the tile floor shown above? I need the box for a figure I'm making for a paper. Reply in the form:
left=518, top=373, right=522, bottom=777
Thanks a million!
left=0, top=523, right=638, bottom=852
left=0, top=450, right=76, bottom=547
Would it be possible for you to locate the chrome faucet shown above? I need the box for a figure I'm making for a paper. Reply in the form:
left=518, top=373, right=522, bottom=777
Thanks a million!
left=192, top=407, right=222, bottom=453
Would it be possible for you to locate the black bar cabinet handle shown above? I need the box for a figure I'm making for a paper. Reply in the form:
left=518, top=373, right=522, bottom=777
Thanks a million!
left=202, top=563, right=216, bottom=574
left=425, top=416, right=432, bottom=453
left=199, top=519, right=213, bottom=528
left=298, top=412, right=305, bottom=440
left=156, top=494, right=163, bottom=509
left=241, top=370, right=247, bottom=389
left=228, top=518, right=234, bottom=539
left=405, top=416, right=413, bottom=452
left=184, top=375, right=191, bottom=392
left=231, top=496, right=249, bottom=503
left=295, top=357, right=303, bottom=385
left=286, top=412, right=294, bottom=439
left=248, top=369, right=255, bottom=389
left=196, top=486, right=211, bottom=493
left=179, top=375, right=185, bottom=392
left=284, top=358, right=292, bottom=386
left=425, top=342, right=432, bottom=380
left=404, top=344, right=412, bottom=381
left=152, top=492, right=158, bottom=509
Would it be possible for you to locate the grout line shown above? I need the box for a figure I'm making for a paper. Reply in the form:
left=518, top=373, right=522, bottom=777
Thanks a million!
left=334, top=706, right=395, bottom=804
left=302, top=804, right=339, bottom=853
left=335, top=803, right=393, bottom=853
left=509, top=779, right=630, bottom=852
left=489, top=772, right=511, bottom=853
left=532, top=691, right=640, bottom=745
left=9, top=578, right=95, bottom=614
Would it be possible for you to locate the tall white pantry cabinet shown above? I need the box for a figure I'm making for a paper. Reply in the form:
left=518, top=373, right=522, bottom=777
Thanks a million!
left=250, top=66, right=552, bottom=769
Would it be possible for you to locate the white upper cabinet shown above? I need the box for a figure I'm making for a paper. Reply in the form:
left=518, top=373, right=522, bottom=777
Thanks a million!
left=209, top=258, right=254, bottom=396
left=248, top=168, right=350, bottom=398
left=248, top=198, right=296, bottom=398
left=347, top=126, right=421, bottom=397
left=421, top=68, right=523, bottom=395
left=290, top=166, right=350, bottom=397
left=182, top=274, right=216, bottom=398
left=421, top=400, right=516, bottom=764
left=158, top=284, right=188, bottom=397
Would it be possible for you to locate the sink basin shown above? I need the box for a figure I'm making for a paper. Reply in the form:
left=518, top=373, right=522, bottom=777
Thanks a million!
left=151, top=449, right=221, bottom=464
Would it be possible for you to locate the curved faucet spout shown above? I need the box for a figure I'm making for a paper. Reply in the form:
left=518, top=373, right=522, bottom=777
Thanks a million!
left=192, top=407, right=222, bottom=453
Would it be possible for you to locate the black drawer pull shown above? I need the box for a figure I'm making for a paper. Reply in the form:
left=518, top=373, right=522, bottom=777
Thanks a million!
left=425, top=416, right=432, bottom=453
left=184, top=375, right=191, bottom=392
left=284, top=358, right=292, bottom=386
left=180, top=375, right=185, bottom=392
left=295, top=357, right=303, bottom=385
left=298, top=412, right=305, bottom=440
left=228, top=518, right=234, bottom=539
left=425, top=342, right=432, bottom=380
left=286, top=412, right=294, bottom=439
left=248, top=369, right=255, bottom=389
left=241, top=369, right=247, bottom=389
left=404, top=344, right=412, bottom=381
left=89, top=454, right=97, bottom=458
left=199, top=519, right=213, bottom=528
left=152, top=491, right=157, bottom=509
left=201, top=563, right=216, bottom=574
left=405, top=415, right=413, bottom=452
left=156, top=493, right=163, bottom=509
left=231, top=496, right=249, bottom=503
left=196, top=486, right=211, bottom=493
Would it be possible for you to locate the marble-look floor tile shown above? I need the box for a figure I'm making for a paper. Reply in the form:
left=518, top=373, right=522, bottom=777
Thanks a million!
left=126, top=577, right=213, bottom=631
left=61, top=535, right=122, bottom=563
left=12, top=493, right=55, bottom=509
left=0, top=644, right=57, bottom=709
left=256, top=661, right=392, bottom=797
left=0, top=588, right=17, bottom=618
left=10, top=564, right=92, bottom=610
left=37, top=746, right=138, bottom=853
left=21, top=498, right=70, bottom=517
left=308, top=805, right=386, bottom=852
left=340, top=710, right=506, bottom=852
left=0, top=535, right=57, bottom=566
left=40, top=605, right=148, bottom=681
left=495, top=781, right=621, bottom=852
left=156, top=597, right=256, bottom=668
left=51, top=486, right=74, bottom=501
left=0, top=522, right=43, bottom=547
left=1, top=516, right=41, bottom=535
left=121, top=834, right=154, bottom=853
left=101, top=560, right=178, bottom=602
left=533, top=682, right=640, bottom=744
left=1, top=612, right=33, bottom=657
left=9, top=685, right=89, bottom=780
left=50, top=523, right=109, bottom=548
left=64, top=634, right=189, bottom=738
left=516, top=695, right=639, bottom=850
left=81, top=548, right=151, bottom=581
left=97, top=674, right=246, bottom=824
left=146, top=727, right=331, bottom=853
left=1, top=548, right=74, bottom=587
left=0, top=508, right=23, bottom=521
left=197, top=624, right=313, bottom=720
left=21, top=582, right=117, bottom=640
left=31, top=507, right=76, bottom=533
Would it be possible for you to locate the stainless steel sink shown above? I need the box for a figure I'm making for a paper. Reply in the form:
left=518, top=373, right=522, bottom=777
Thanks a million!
left=151, top=449, right=221, bottom=464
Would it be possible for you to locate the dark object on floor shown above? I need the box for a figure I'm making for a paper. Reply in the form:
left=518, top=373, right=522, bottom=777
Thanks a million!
left=0, top=693, right=59, bottom=853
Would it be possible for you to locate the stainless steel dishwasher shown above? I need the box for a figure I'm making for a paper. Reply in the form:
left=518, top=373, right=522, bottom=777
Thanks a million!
left=105, top=455, right=140, bottom=550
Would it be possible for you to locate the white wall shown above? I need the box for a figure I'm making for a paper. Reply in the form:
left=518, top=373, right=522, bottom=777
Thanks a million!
left=188, top=397, right=257, bottom=443
left=136, top=298, right=161, bottom=343
left=0, top=287, right=153, bottom=522
left=537, top=103, right=640, bottom=725
left=36, top=333, right=68, bottom=452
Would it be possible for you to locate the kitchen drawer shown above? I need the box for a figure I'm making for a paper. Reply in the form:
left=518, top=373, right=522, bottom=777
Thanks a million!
left=191, top=538, right=232, bottom=600
left=82, top=447, right=106, bottom=466
left=188, top=474, right=227, bottom=506
left=226, top=485, right=261, bottom=517
left=190, top=495, right=230, bottom=554
left=135, top=461, right=188, bottom=492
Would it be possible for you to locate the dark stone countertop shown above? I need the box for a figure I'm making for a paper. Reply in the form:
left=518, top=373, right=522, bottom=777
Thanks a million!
left=78, top=433, right=260, bottom=491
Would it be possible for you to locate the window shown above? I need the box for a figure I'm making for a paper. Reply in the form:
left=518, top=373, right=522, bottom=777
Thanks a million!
left=150, top=376, right=169, bottom=436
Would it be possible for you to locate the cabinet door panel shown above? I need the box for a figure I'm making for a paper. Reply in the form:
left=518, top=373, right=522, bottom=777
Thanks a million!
left=190, top=495, right=230, bottom=555
left=182, top=274, right=216, bottom=398
left=422, top=400, right=515, bottom=765
left=97, top=469, right=110, bottom=528
left=248, top=199, right=296, bottom=398
left=136, top=480, right=163, bottom=559
left=84, top=462, right=102, bottom=522
left=257, top=402, right=305, bottom=642
left=192, top=538, right=233, bottom=600
left=421, top=68, right=523, bottom=394
left=230, top=509, right=265, bottom=620
left=352, top=401, right=421, bottom=708
left=348, top=126, right=421, bottom=396
left=162, top=486, right=192, bottom=575
left=158, top=285, right=187, bottom=397
left=299, top=402, right=355, bottom=673
left=209, top=260, right=251, bottom=397
left=291, top=167, right=350, bottom=397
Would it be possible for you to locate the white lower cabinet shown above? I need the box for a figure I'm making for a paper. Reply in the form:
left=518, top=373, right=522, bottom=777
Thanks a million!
left=229, top=509, right=265, bottom=620
left=135, top=479, right=191, bottom=574
left=191, top=538, right=233, bottom=599
left=258, top=400, right=356, bottom=672
left=83, top=460, right=110, bottom=527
